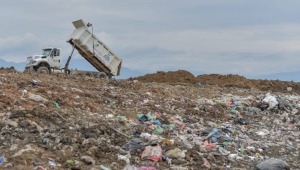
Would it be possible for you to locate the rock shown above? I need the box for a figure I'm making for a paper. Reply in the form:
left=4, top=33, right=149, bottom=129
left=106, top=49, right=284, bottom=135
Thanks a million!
left=81, top=155, right=95, bottom=165
left=12, top=145, right=35, bottom=157
left=9, top=110, right=26, bottom=119
left=28, top=93, right=48, bottom=102
left=256, top=158, right=290, bottom=170
left=19, top=120, right=30, bottom=128
left=166, top=148, right=186, bottom=159
left=6, top=120, right=18, bottom=127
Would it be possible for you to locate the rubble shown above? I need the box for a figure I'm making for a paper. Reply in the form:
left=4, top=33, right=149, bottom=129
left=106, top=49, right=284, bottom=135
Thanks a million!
left=0, top=68, right=299, bottom=169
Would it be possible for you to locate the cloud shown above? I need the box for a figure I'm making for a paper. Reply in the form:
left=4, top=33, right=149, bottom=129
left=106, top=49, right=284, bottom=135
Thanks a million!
left=0, top=0, right=300, bottom=77
left=102, top=23, right=300, bottom=75
left=0, top=33, right=39, bottom=61
left=0, top=33, right=36, bottom=49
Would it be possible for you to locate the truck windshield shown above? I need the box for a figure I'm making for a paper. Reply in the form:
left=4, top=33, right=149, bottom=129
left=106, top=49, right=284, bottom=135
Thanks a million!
left=42, top=49, right=52, bottom=56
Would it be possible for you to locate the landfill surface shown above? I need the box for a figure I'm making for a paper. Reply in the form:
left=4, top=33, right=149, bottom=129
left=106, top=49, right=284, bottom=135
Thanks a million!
left=0, top=68, right=300, bottom=170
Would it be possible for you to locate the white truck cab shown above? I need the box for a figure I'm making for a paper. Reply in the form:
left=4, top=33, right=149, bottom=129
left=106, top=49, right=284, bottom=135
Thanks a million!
left=25, top=47, right=61, bottom=73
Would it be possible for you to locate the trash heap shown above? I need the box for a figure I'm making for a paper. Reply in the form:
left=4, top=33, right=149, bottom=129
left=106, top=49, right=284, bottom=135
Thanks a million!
left=0, top=69, right=299, bottom=170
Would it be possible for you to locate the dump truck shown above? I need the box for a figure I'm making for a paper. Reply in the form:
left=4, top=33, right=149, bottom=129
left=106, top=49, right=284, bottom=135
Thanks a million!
left=24, top=19, right=122, bottom=78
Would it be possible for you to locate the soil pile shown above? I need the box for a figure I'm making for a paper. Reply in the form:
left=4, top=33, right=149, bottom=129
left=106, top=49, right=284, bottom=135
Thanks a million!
left=134, top=70, right=197, bottom=84
left=197, top=74, right=300, bottom=94
left=135, top=71, right=300, bottom=94
left=197, top=74, right=252, bottom=88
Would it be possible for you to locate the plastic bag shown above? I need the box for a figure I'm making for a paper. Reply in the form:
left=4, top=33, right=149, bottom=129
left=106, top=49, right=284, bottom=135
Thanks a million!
left=262, top=93, right=278, bottom=110
left=122, top=138, right=145, bottom=152
left=141, top=144, right=162, bottom=161
left=153, top=125, right=164, bottom=134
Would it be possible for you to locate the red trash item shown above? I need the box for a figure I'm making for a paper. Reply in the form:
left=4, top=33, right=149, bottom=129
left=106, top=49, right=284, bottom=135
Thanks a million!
left=148, top=124, right=155, bottom=130
left=205, top=143, right=216, bottom=151
left=139, top=167, right=157, bottom=170
left=141, top=145, right=162, bottom=162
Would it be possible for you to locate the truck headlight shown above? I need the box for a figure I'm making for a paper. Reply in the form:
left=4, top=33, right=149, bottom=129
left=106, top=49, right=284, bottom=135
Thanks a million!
left=31, top=61, right=37, bottom=64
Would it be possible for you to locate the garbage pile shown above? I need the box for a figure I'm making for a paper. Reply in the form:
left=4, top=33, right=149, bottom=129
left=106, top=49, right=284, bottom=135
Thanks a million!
left=0, top=69, right=299, bottom=169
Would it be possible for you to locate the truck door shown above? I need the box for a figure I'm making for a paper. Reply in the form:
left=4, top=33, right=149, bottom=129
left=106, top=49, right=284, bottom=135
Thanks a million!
left=48, top=48, right=61, bottom=69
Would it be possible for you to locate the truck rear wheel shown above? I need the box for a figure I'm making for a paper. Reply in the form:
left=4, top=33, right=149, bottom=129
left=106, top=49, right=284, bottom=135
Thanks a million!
left=85, top=72, right=93, bottom=77
left=96, top=72, right=108, bottom=79
left=37, top=66, right=50, bottom=74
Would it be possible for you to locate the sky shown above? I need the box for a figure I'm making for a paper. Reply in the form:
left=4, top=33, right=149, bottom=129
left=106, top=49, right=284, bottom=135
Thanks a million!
left=0, top=0, right=300, bottom=77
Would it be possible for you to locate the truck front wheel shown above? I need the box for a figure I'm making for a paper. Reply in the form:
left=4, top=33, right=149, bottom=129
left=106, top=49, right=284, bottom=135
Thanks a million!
left=37, top=66, right=50, bottom=74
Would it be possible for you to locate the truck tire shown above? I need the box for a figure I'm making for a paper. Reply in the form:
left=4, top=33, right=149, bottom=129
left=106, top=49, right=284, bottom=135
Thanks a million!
left=85, top=72, right=93, bottom=77
left=96, top=72, right=108, bottom=79
left=37, top=66, right=50, bottom=74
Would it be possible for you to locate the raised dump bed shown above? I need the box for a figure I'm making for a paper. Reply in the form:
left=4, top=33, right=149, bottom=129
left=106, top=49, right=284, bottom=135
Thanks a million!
left=67, top=19, right=122, bottom=77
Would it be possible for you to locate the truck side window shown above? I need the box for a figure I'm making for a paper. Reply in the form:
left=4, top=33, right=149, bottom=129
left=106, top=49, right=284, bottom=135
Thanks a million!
left=51, top=49, right=55, bottom=57
left=51, top=48, right=56, bottom=57
left=56, top=49, right=60, bottom=56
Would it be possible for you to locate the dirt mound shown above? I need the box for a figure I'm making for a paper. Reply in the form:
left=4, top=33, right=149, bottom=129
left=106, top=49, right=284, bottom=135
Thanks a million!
left=197, top=74, right=300, bottom=94
left=197, top=74, right=251, bottom=88
left=135, top=71, right=300, bottom=94
left=134, top=70, right=197, bottom=84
